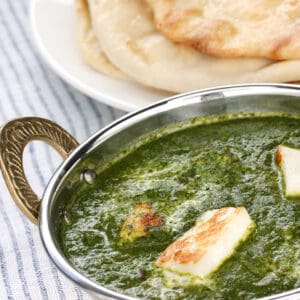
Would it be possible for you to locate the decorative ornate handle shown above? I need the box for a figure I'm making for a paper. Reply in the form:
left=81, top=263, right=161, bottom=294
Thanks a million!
left=0, top=117, right=79, bottom=224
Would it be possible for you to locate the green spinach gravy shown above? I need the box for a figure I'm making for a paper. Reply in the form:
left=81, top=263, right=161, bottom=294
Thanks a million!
left=61, top=114, right=300, bottom=299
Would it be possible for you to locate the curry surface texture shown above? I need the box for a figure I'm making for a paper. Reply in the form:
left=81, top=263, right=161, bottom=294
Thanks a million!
left=61, top=114, right=300, bottom=300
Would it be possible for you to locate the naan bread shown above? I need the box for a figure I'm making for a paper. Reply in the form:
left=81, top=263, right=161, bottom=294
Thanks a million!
left=75, top=0, right=126, bottom=79
left=146, top=0, right=300, bottom=60
left=87, top=0, right=300, bottom=93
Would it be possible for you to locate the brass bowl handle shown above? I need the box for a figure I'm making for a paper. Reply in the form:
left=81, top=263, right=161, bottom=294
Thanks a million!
left=0, top=117, right=79, bottom=224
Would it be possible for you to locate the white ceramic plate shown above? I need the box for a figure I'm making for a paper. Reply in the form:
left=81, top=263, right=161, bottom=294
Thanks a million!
left=30, top=0, right=169, bottom=112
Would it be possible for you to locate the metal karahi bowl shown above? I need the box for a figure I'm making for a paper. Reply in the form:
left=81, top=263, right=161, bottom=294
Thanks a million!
left=0, top=84, right=300, bottom=300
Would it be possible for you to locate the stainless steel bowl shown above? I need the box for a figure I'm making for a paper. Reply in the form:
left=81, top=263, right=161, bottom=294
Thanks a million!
left=1, top=84, right=300, bottom=300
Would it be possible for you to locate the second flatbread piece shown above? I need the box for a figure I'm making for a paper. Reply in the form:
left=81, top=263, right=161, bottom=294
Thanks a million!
left=76, top=0, right=126, bottom=79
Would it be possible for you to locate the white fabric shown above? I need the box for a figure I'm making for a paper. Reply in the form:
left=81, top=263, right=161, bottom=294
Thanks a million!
left=0, top=0, right=124, bottom=299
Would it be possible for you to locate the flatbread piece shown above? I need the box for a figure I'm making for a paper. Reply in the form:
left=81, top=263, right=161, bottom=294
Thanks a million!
left=75, top=0, right=126, bottom=79
left=146, top=0, right=300, bottom=60
left=86, top=0, right=300, bottom=93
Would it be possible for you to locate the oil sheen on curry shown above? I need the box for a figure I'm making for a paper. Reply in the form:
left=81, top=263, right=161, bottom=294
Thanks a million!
left=61, top=113, right=300, bottom=300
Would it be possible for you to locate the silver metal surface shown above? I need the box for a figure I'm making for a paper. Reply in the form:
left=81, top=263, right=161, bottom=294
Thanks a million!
left=40, top=84, right=300, bottom=300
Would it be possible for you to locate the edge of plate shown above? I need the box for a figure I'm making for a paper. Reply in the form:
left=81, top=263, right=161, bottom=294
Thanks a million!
left=29, top=0, right=139, bottom=112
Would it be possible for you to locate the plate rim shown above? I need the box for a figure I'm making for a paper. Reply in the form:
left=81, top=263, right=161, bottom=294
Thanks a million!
left=29, top=0, right=143, bottom=112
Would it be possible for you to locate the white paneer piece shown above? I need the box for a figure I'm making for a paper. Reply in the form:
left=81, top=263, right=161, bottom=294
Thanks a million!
left=155, top=207, right=255, bottom=279
left=276, top=145, right=300, bottom=198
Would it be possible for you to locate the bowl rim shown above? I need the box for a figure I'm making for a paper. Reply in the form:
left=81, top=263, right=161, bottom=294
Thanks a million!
left=40, top=83, right=300, bottom=300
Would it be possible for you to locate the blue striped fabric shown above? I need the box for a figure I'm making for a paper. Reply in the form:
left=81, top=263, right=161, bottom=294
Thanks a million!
left=0, top=0, right=124, bottom=299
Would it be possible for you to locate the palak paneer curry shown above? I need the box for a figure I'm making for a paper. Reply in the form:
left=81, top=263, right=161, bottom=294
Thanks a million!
left=61, top=113, right=300, bottom=300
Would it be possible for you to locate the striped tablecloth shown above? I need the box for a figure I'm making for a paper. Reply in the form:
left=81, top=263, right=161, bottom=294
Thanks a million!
left=0, top=1, right=124, bottom=299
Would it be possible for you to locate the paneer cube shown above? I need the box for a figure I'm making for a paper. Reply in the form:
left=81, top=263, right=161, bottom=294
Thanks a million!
left=276, top=145, right=300, bottom=197
left=120, top=203, right=163, bottom=243
left=155, top=207, right=255, bottom=279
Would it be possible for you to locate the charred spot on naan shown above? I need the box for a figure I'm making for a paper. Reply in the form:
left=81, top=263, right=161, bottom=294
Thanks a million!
left=270, top=25, right=300, bottom=60
left=126, top=40, right=153, bottom=64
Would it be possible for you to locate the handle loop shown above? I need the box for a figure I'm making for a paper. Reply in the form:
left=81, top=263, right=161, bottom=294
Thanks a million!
left=0, top=117, right=79, bottom=224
